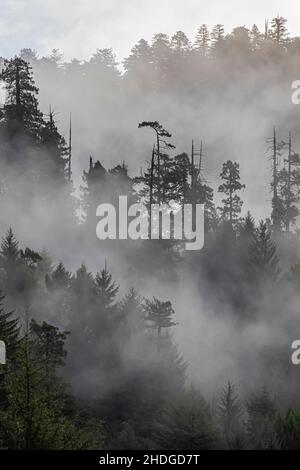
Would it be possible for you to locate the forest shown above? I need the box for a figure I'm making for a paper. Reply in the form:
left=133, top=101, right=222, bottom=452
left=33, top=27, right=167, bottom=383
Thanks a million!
left=0, top=15, right=300, bottom=450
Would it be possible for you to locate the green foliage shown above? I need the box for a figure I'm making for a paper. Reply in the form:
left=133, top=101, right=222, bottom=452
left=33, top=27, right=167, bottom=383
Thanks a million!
left=0, top=335, right=98, bottom=449
left=276, top=408, right=300, bottom=450
left=155, top=388, right=220, bottom=450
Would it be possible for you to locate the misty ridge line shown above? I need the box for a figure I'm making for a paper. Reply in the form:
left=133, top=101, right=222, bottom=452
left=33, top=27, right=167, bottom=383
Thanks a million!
left=8, top=14, right=298, bottom=225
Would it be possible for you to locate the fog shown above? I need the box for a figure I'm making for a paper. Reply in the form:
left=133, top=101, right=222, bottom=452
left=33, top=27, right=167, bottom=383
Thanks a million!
left=1, top=15, right=300, bottom=448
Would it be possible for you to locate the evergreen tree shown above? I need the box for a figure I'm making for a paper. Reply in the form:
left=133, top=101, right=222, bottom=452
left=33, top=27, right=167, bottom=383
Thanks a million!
left=276, top=408, right=300, bottom=450
left=108, top=163, right=136, bottom=206
left=72, top=264, right=95, bottom=300
left=218, top=160, right=245, bottom=226
left=239, top=211, right=256, bottom=242
left=138, top=121, right=175, bottom=205
left=143, top=297, right=177, bottom=350
left=81, top=157, right=108, bottom=226
left=47, top=261, right=72, bottom=290
left=250, top=24, right=263, bottom=51
left=246, top=388, right=278, bottom=449
left=120, top=287, right=144, bottom=334
left=88, top=48, right=120, bottom=86
left=270, top=16, right=288, bottom=45
left=194, top=25, right=211, bottom=56
left=268, top=127, right=285, bottom=230
left=123, top=39, right=153, bottom=79
left=171, top=31, right=191, bottom=51
left=155, top=388, right=219, bottom=450
left=30, top=319, right=69, bottom=370
left=44, top=262, right=72, bottom=327
left=248, top=220, right=281, bottom=285
left=0, top=57, right=44, bottom=140
left=0, top=228, right=20, bottom=277
left=229, top=27, right=251, bottom=54
left=211, top=24, right=225, bottom=51
left=0, top=228, right=25, bottom=299
left=95, top=264, right=119, bottom=311
left=0, top=334, right=97, bottom=449
left=151, top=33, right=172, bottom=86
left=278, top=132, right=300, bottom=231
left=40, top=108, right=69, bottom=184
left=217, top=381, right=244, bottom=449
left=70, top=264, right=96, bottom=329
left=0, top=294, right=19, bottom=359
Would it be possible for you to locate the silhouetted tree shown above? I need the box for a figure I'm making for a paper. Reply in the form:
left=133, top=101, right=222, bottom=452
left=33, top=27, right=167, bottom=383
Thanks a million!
left=248, top=220, right=281, bottom=286
left=218, top=381, right=244, bottom=449
left=218, top=160, right=245, bottom=226
left=194, top=25, right=211, bottom=56
left=246, top=388, right=278, bottom=449
left=0, top=57, right=44, bottom=140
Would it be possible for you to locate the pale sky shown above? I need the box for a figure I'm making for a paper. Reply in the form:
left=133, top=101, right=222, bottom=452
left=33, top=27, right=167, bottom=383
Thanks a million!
left=0, top=0, right=299, bottom=62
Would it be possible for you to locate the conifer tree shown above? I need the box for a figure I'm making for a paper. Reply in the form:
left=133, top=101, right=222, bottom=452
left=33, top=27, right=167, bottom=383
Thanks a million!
left=246, top=388, right=278, bottom=449
left=155, top=387, right=219, bottom=450
left=40, top=108, right=69, bottom=184
left=276, top=408, right=300, bottom=450
left=0, top=228, right=20, bottom=275
left=138, top=121, right=175, bottom=205
left=268, top=127, right=285, bottom=231
left=0, top=57, right=44, bottom=140
left=248, top=220, right=281, bottom=285
left=270, top=16, right=288, bottom=45
left=44, top=262, right=72, bottom=327
left=194, top=25, right=211, bottom=56
left=0, top=294, right=19, bottom=359
left=239, top=211, right=256, bottom=241
left=95, top=264, right=119, bottom=311
left=151, top=34, right=172, bottom=86
left=218, top=381, right=244, bottom=449
left=30, top=319, right=69, bottom=370
left=211, top=24, right=225, bottom=51
left=250, top=24, right=263, bottom=51
left=123, top=39, right=153, bottom=78
left=143, top=297, right=177, bottom=349
left=120, top=287, right=144, bottom=333
left=171, top=31, right=191, bottom=51
left=72, top=264, right=95, bottom=299
left=0, top=228, right=23, bottom=297
left=218, top=161, right=245, bottom=226
left=47, top=262, right=72, bottom=290
left=0, top=334, right=96, bottom=449
left=278, top=132, right=300, bottom=231
left=70, top=264, right=96, bottom=326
